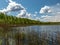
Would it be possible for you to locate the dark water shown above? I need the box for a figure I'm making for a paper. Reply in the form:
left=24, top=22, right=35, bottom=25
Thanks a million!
left=0, top=25, right=60, bottom=45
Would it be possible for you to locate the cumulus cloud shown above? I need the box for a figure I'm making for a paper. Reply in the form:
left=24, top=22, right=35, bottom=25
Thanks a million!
left=17, top=10, right=26, bottom=17
left=40, top=6, right=52, bottom=14
left=41, top=13, right=60, bottom=22
left=40, top=3, right=60, bottom=22
left=0, top=0, right=32, bottom=18
left=41, top=15, right=52, bottom=22
left=41, top=15, right=51, bottom=18
left=0, top=0, right=25, bottom=13
left=17, top=10, right=31, bottom=18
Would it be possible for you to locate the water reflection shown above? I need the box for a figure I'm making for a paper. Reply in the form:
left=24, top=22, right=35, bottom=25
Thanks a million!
left=0, top=25, right=60, bottom=45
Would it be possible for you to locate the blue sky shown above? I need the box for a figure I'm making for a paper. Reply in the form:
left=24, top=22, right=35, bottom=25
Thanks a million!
left=19, top=0, right=60, bottom=13
left=0, top=0, right=60, bottom=22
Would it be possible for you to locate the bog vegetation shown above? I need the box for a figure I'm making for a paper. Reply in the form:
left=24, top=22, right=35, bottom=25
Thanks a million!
left=0, top=27, right=60, bottom=45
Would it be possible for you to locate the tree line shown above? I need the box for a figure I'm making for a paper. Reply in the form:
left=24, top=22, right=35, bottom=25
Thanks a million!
left=0, top=13, right=60, bottom=27
left=0, top=13, right=41, bottom=26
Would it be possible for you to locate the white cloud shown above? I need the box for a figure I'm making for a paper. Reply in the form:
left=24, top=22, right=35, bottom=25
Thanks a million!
left=0, top=0, right=32, bottom=18
left=17, top=10, right=26, bottom=17
left=40, top=3, right=60, bottom=22
left=0, top=0, right=25, bottom=13
left=40, top=6, right=52, bottom=14
left=17, top=10, right=31, bottom=18
left=41, top=15, right=51, bottom=18
left=41, top=13, right=60, bottom=22
left=41, top=15, right=52, bottom=22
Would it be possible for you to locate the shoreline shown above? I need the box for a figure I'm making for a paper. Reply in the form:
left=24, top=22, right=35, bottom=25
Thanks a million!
left=0, top=23, right=60, bottom=27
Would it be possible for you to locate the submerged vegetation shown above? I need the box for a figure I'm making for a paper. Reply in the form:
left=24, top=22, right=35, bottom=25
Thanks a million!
left=0, top=13, right=60, bottom=27
left=0, top=26, right=60, bottom=45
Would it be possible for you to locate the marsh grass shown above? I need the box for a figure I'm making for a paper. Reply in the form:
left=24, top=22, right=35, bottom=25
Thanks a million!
left=0, top=26, right=60, bottom=45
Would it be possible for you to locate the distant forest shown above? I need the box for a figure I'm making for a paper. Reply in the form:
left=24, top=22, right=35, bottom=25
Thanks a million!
left=0, top=13, right=60, bottom=27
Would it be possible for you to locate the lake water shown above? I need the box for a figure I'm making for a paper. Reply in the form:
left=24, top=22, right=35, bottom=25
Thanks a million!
left=0, top=25, right=60, bottom=45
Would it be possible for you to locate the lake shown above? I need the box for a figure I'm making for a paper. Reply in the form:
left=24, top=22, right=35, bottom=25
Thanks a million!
left=0, top=25, right=60, bottom=45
